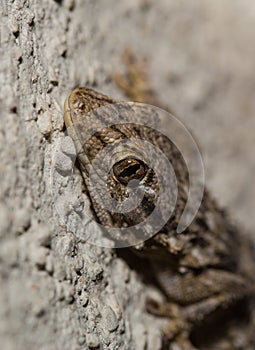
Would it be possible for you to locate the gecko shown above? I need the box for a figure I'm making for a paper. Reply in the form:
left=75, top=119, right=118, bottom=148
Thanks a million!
left=63, top=50, right=255, bottom=350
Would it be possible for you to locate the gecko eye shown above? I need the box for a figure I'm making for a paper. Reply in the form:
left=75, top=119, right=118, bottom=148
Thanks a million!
left=112, top=157, right=147, bottom=185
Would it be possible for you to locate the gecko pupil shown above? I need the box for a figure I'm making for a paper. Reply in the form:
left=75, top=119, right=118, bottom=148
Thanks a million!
left=113, top=157, right=147, bottom=184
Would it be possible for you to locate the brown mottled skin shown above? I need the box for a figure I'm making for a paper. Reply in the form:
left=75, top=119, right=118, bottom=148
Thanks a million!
left=64, top=50, right=255, bottom=349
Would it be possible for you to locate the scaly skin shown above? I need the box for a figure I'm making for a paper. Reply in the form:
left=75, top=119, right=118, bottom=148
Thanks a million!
left=64, top=51, right=255, bottom=350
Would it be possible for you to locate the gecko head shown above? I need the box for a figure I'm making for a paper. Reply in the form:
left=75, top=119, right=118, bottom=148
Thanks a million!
left=62, top=91, right=204, bottom=247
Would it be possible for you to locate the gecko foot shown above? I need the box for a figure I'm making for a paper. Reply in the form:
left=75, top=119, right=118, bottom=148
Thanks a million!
left=112, top=48, right=160, bottom=105
left=146, top=298, right=197, bottom=349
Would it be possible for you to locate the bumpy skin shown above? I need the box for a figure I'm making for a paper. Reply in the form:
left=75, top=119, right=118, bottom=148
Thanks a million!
left=64, top=51, right=255, bottom=349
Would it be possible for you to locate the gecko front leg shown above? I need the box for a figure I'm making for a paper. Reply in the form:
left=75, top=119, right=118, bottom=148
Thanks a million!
left=146, top=259, right=252, bottom=349
left=112, top=48, right=169, bottom=109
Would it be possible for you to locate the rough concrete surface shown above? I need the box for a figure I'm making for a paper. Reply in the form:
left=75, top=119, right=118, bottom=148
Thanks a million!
left=0, top=1, right=254, bottom=349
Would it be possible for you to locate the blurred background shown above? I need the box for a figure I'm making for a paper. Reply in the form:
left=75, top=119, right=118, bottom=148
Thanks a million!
left=80, top=0, right=255, bottom=234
